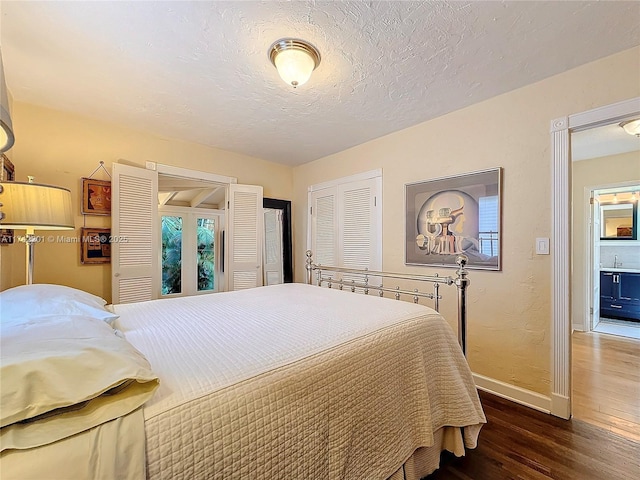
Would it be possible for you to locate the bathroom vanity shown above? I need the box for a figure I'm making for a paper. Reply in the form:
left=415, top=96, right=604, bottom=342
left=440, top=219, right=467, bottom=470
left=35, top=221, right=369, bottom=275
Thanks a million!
left=600, top=269, right=640, bottom=321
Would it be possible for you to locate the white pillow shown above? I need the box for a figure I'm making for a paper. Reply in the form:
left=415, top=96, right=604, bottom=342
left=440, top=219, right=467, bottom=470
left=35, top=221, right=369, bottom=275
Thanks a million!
left=0, top=313, right=159, bottom=450
left=0, top=284, right=119, bottom=324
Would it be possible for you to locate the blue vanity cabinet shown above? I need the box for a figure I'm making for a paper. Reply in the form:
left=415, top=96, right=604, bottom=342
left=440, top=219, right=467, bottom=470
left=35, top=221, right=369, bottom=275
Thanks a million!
left=600, top=272, right=617, bottom=300
left=600, top=271, right=640, bottom=321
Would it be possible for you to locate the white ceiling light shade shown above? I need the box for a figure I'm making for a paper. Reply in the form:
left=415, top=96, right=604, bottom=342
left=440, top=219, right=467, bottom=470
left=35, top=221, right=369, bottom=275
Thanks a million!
left=619, top=119, right=640, bottom=137
left=269, top=38, right=321, bottom=88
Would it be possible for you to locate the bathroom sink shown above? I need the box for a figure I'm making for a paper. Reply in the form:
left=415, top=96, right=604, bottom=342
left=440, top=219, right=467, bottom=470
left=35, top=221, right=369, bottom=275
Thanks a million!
left=600, top=267, right=640, bottom=273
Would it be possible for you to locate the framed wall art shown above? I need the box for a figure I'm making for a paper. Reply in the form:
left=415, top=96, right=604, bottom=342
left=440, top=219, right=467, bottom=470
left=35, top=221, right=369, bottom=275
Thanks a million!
left=405, top=167, right=502, bottom=270
left=80, top=227, right=111, bottom=264
left=1, top=153, right=15, bottom=245
left=81, top=177, right=111, bottom=215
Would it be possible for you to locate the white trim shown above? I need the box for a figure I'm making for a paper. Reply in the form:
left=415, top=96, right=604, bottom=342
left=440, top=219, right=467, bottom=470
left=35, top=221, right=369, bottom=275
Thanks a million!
left=568, top=97, right=640, bottom=131
left=307, top=168, right=382, bottom=192
left=473, top=373, right=551, bottom=414
left=148, top=162, right=238, bottom=185
left=550, top=393, right=570, bottom=420
left=550, top=96, right=640, bottom=419
left=159, top=205, right=225, bottom=216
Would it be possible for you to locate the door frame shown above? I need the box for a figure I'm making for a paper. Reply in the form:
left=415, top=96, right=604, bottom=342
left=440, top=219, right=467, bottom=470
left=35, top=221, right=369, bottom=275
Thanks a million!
left=550, top=96, right=640, bottom=419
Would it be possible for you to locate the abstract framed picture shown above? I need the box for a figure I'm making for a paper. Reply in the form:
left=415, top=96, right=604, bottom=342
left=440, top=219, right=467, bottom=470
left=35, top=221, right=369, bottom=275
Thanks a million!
left=80, top=227, right=111, bottom=264
left=81, top=178, right=111, bottom=215
left=405, top=167, right=502, bottom=270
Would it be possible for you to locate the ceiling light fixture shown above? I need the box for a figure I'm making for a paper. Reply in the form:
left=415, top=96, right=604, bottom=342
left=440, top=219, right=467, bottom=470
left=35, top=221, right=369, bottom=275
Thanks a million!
left=269, top=38, right=321, bottom=88
left=619, top=119, right=640, bottom=137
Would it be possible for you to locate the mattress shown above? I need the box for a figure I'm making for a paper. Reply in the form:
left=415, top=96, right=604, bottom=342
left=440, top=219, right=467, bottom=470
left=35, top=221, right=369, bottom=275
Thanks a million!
left=114, top=283, right=486, bottom=479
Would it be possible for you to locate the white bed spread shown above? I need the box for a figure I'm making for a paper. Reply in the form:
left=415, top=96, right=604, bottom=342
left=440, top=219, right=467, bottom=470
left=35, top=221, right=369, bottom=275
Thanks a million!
left=114, top=283, right=486, bottom=479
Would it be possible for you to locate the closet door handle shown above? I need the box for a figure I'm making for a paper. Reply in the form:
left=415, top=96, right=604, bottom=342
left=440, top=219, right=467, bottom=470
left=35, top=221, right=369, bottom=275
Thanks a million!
left=610, top=304, right=622, bottom=309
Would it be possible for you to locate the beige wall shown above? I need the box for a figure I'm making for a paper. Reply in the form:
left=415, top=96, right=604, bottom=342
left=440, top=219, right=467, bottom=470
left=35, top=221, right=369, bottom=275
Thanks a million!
left=0, top=102, right=293, bottom=301
left=571, top=151, right=640, bottom=329
left=292, top=46, right=640, bottom=396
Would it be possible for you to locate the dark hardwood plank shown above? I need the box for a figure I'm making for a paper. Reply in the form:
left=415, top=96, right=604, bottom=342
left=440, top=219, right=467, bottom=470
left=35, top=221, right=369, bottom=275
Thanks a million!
left=425, top=390, right=640, bottom=479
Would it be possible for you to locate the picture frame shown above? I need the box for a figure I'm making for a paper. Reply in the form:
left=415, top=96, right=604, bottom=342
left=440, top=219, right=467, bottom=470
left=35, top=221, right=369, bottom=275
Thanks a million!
left=405, top=167, right=502, bottom=271
left=81, top=178, right=111, bottom=215
left=1, top=154, right=15, bottom=245
left=80, top=227, right=111, bottom=264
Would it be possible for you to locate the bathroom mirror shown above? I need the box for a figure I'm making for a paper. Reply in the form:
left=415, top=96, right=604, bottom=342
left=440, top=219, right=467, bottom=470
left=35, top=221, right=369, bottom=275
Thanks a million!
left=600, top=202, right=638, bottom=240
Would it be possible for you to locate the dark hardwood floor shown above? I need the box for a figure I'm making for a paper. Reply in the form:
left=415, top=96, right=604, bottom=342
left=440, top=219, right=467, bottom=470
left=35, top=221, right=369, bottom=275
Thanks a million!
left=425, top=390, right=640, bottom=479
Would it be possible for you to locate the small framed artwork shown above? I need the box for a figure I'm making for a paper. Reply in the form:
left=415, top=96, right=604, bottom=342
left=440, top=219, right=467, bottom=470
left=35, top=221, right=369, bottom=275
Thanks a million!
left=81, top=227, right=111, bottom=264
left=81, top=178, right=111, bottom=215
left=1, top=154, right=15, bottom=245
left=405, top=167, right=503, bottom=271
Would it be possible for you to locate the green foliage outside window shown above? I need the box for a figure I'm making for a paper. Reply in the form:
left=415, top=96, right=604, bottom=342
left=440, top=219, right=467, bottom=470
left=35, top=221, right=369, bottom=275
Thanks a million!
left=162, top=217, right=215, bottom=295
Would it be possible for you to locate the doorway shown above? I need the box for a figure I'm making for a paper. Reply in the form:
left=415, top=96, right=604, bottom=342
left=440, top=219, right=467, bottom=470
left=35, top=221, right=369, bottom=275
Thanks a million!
left=589, top=185, right=639, bottom=340
left=550, top=96, right=640, bottom=420
left=567, top=104, right=640, bottom=439
left=263, top=198, right=293, bottom=284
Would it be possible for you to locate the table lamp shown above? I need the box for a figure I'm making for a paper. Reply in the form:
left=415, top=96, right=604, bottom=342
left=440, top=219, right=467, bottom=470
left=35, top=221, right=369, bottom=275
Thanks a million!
left=0, top=177, right=74, bottom=284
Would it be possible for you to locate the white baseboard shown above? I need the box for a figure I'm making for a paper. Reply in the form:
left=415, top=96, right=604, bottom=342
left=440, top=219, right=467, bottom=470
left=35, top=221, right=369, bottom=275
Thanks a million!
left=550, top=393, right=571, bottom=419
left=473, top=373, right=552, bottom=414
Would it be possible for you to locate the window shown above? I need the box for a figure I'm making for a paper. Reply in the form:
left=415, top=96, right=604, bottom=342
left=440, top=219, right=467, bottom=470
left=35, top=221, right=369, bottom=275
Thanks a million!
left=308, top=170, right=382, bottom=276
left=478, top=195, right=499, bottom=257
left=160, top=208, right=223, bottom=297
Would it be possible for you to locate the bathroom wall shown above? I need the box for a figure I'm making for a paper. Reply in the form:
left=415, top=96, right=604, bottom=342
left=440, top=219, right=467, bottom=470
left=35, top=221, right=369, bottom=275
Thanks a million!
left=600, top=245, right=640, bottom=270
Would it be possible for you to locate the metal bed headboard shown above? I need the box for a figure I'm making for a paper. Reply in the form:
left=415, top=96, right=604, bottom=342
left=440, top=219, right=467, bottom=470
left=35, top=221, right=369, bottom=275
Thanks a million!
left=305, top=250, right=470, bottom=355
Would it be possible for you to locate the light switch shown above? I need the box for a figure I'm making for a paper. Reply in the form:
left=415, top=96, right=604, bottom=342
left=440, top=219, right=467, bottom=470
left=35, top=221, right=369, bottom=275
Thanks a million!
left=536, top=237, right=550, bottom=255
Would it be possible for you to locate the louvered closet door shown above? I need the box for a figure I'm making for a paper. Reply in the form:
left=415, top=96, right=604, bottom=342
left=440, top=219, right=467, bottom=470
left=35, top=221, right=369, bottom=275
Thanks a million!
left=112, top=163, right=158, bottom=304
left=310, top=187, right=338, bottom=272
left=227, top=184, right=263, bottom=290
left=338, top=178, right=381, bottom=272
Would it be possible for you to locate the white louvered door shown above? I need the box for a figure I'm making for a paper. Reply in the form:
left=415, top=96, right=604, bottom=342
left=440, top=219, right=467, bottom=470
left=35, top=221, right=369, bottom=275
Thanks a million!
left=310, top=189, right=337, bottom=268
left=227, top=184, right=264, bottom=290
left=338, top=178, right=381, bottom=272
left=112, top=163, right=158, bottom=304
left=309, top=173, right=381, bottom=279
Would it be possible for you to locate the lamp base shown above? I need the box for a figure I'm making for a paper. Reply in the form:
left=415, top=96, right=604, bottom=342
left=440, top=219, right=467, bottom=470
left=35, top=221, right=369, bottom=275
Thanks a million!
left=24, top=229, right=36, bottom=285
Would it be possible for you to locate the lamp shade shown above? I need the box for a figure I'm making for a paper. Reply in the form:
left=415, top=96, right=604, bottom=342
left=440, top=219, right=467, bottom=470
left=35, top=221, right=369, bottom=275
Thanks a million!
left=0, top=181, right=74, bottom=230
left=0, top=48, right=15, bottom=152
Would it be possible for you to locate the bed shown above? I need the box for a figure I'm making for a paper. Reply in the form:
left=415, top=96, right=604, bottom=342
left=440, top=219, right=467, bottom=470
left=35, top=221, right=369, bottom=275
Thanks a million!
left=1, top=256, right=485, bottom=480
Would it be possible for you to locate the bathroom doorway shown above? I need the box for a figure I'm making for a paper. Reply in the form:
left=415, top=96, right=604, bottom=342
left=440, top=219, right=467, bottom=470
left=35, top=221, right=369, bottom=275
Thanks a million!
left=588, top=184, right=640, bottom=340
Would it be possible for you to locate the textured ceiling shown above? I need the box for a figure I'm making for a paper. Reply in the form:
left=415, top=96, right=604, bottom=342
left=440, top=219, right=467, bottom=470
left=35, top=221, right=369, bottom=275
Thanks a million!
left=1, top=1, right=639, bottom=166
left=572, top=121, right=640, bottom=162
